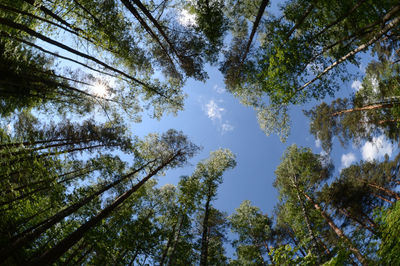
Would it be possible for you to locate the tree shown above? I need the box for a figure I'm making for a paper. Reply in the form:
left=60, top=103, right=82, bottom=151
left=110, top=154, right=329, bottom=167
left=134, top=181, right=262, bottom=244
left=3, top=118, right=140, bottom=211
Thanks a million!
left=274, top=145, right=368, bottom=265
left=220, top=0, right=400, bottom=140
left=229, top=200, right=274, bottom=265
left=376, top=201, right=400, bottom=265
left=199, top=208, right=229, bottom=266
left=306, top=54, right=400, bottom=152
left=191, top=149, right=236, bottom=266
left=25, top=129, right=198, bottom=264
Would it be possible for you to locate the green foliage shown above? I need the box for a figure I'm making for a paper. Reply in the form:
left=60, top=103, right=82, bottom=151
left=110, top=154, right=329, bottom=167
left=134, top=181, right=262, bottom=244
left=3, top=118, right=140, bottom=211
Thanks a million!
left=377, top=201, right=400, bottom=265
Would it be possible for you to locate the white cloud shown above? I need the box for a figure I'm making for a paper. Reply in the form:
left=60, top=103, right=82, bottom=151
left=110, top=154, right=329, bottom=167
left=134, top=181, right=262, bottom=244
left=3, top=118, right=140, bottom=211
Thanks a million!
left=315, top=138, right=321, bottom=148
left=202, top=99, right=234, bottom=134
left=204, top=99, right=224, bottom=121
left=221, top=122, right=234, bottom=134
left=341, top=152, right=356, bottom=169
left=351, top=80, right=362, bottom=91
left=178, top=10, right=197, bottom=27
left=361, top=135, right=393, bottom=161
left=213, top=84, right=226, bottom=94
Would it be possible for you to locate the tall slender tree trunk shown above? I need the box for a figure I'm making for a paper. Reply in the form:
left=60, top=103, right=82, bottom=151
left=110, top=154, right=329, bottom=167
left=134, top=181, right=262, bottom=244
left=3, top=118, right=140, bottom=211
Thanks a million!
left=302, top=192, right=367, bottom=266
left=159, top=219, right=178, bottom=266
left=284, top=3, right=314, bottom=40
left=313, top=0, right=367, bottom=39
left=240, top=0, right=270, bottom=64
left=0, top=17, right=164, bottom=97
left=167, top=213, right=184, bottom=266
left=28, top=152, right=181, bottom=265
left=62, top=241, right=87, bottom=266
left=120, top=0, right=176, bottom=69
left=293, top=10, right=400, bottom=98
left=130, top=0, right=181, bottom=59
left=372, top=191, right=394, bottom=204
left=331, top=102, right=395, bottom=116
left=200, top=193, right=211, bottom=266
left=264, top=243, right=274, bottom=265
left=1, top=32, right=120, bottom=80
left=128, top=249, right=140, bottom=266
left=0, top=160, right=154, bottom=263
left=338, top=208, right=377, bottom=235
left=367, top=182, right=400, bottom=201
left=290, top=174, right=321, bottom=258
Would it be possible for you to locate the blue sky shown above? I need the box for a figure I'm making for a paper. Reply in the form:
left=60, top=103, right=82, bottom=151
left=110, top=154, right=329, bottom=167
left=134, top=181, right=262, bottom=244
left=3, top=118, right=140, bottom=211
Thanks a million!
left=19, top=2, right=398, bottom=258
left=136, top=58, right=397, bottom=219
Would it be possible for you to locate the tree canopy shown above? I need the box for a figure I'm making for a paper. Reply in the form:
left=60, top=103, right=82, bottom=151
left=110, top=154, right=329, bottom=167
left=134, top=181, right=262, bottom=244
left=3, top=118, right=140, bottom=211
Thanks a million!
left=1, top=0, right=400, bottom=264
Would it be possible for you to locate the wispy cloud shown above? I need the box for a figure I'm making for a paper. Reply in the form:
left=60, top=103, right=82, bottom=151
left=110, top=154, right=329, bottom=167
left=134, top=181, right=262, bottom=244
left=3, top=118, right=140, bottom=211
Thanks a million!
left=221, top=122, right=234, bottom=134
left=361, top=135, right=393, bottom=161
left=341, top=152, right=356, bottom=169
left=202, top=99, right=234, bottom=134
left=204, top=99, right=224, bottom=121
left=213, top=84, right=226, bottom=94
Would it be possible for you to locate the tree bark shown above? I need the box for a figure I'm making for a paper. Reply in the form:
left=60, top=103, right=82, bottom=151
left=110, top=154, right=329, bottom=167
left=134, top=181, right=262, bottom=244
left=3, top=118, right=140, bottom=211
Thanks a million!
left=240, top=0, right=270, bottom=64
left=0, top=17, right=166, bottom=98
left=313, top=0, right=367, bottom=39
left=120, top=0, right=176, bottom=70
left=338, top=208, right=377, bottom=235
left=284, top=3, right=314, bottom=40
left=159, top=219, right=178, bottom=266
left=130, top=0, right=182, bottom=60
left=292, top=9, right=400, bottom=100
left=289, top=173, right=320, bottom=258
left=199, top=192, right=211, bottom=266
left=367, top=182, right=400, bottom=201
left=167, top=214, right=184, bottom=266
left=29, top=151, right=181, bottom=265
left=332, top=102, right=395, bottom=116
left=0, top=160, right=154, bottom=263
left=0, top=31, right=120, bottom=80
left=302, top=192, right=367, bottom=266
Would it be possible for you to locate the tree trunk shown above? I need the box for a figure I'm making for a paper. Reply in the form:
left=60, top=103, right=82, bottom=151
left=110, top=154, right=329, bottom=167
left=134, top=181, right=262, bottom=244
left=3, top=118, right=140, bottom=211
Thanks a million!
left=293, top=10, right=400, bottom=99
left=338, top=208, right=377, bottom=235
left=240, top=0, right=270, bottom=64
left=290, top=175, right=320, bottom=257
left=302, top=192, right=367, bottom=266
left=0, top=17, right=164, bottom=97
left=62, top=241, right=87, bottom=266
left=23, top=0, right=83, bottom=32
left=120, top=0, right=176, bottom=69
left=167, top=214, right=184, bottom=266
left=130, top=0, right=181, bottom=59
left=28, top=152, right=181, bottom=265
left=313, top=0, right=367, bottom=39
left=264, top=243, right=274, bottom=265
left=128, top=249, right=140, bottom=266
left=372, top=191, right=394, bottom=204
left=159, top=219, right=178, bottom=266
left=367, top=182, right=400, bottom=201
left=331, top=102, right=395, bottom=116
left=284, top=3, right=314, bottom=40
left=1, top=32, right=120, bottom=80
left=0, top=159, right=154, bottom=263
left=199, top=193, right=211, bottom=266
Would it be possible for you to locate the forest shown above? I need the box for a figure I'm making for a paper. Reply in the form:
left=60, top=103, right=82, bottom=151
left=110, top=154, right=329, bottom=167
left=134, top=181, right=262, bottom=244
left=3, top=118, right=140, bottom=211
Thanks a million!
left=0, top=0, right=399, bottom=265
